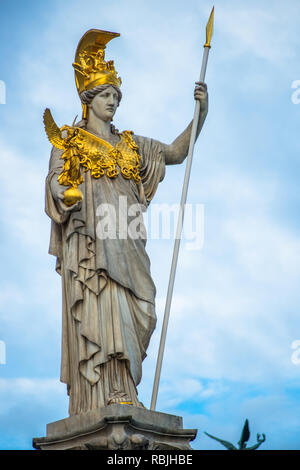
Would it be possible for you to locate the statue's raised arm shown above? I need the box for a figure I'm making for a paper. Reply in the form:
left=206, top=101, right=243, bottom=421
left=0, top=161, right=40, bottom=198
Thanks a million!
left=162, top=81, right=208, bottom=165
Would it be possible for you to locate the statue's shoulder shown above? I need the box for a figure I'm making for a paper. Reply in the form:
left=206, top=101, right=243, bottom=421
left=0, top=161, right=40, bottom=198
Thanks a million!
left=130, top=134, right=162, bottom=153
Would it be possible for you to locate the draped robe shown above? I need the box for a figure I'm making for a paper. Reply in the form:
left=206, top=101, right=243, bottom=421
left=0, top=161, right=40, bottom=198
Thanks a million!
left=45, top=133, right=165, bottom=414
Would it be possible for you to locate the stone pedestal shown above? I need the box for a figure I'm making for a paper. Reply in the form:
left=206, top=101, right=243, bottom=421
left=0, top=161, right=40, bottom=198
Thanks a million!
left=33, top=404, right=197, bottom=450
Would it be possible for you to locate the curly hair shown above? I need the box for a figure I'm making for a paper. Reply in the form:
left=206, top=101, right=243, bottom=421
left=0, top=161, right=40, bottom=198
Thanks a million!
left=80, top=84, right=122, bottom=106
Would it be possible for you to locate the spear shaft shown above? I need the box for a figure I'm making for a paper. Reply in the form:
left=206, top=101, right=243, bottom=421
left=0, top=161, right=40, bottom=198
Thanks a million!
left=150, top=7, right=214, bottom=411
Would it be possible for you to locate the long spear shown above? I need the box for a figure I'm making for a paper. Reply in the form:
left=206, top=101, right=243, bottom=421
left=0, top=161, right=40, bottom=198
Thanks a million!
left=150, top=7, right=214, bottom=411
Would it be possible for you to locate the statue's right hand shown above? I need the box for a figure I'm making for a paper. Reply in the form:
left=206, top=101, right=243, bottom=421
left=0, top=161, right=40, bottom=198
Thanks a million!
left=57, top=192, right=82, bottom=212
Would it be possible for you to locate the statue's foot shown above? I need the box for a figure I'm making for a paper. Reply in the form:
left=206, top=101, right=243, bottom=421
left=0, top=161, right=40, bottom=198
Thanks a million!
left=107, top=391, right=133, bottom=405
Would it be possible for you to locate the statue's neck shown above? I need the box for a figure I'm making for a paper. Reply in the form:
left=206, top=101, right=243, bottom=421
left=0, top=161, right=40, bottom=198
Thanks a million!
left=86, top=110, right=112, bottom=139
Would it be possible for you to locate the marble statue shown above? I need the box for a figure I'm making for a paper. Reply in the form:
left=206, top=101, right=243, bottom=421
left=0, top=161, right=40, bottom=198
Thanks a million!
left=44, top=29, right=208, bottom=415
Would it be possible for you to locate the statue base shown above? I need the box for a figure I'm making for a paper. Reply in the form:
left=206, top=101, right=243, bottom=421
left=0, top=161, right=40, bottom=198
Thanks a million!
left=33, top=404, right=197, bottom=450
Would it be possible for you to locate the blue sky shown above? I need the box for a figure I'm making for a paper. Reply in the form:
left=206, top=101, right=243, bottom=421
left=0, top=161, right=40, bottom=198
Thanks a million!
left=1, top=0, right=300, bottom=450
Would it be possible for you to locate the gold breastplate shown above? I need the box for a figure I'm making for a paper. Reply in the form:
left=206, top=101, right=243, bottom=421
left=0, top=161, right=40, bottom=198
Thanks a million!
left=75, top=128, right=141, bottom=182
left=56, top=126, right=141, bottom=189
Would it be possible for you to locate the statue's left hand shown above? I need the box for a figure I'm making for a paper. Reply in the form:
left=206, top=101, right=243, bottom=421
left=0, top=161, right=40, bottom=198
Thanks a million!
left=194, top=81, right=208, bottom=115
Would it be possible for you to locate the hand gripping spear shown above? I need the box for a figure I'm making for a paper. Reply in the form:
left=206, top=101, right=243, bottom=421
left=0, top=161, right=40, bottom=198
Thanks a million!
left=150, top=7, right=214, bottom=411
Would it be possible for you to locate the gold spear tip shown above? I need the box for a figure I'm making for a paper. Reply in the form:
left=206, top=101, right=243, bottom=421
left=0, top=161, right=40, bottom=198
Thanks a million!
left=204, top=6, right=214, bottom=48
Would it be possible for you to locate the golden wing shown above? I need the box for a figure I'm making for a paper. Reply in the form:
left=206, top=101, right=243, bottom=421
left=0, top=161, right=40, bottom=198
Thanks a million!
left=43, top=108, right=65, bottom=150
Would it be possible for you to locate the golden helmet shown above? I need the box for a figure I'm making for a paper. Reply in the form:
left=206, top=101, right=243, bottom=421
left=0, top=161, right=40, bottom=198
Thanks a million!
left=73, top=29, right=122, bottom=117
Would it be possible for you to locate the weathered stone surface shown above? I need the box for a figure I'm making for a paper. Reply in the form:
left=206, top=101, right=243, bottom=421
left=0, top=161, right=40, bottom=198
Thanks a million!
left=33, top=405, right=197, bottom=450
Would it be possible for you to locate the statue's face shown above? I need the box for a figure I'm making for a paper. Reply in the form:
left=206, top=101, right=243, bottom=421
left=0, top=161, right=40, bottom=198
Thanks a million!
left=89, top=86, right=119, bottom=122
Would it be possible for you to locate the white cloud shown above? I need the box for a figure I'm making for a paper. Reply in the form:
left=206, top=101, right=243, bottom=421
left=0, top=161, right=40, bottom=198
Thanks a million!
left=0, top=137, right=49, bottom=254
left=224, top=216, right=300, bottom=284
left=216, top=2, right=300, bottom=64
left=0, top=378, right=65, bottom=415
